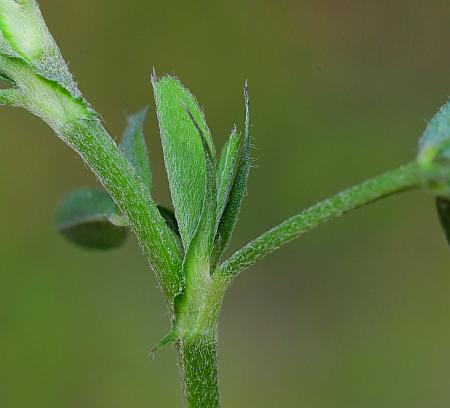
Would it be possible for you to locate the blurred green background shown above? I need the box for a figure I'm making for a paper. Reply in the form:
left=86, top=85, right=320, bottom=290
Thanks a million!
left=1, top=0, right=450, bottom=406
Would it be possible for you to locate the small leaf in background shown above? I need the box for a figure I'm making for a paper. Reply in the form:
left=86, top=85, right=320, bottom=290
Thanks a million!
left=436, top=197, right=450, bottom=246
left=56, top=188, right=128, bottom=250
left=215, top=127, right=240, bottom=230
left=152, top=74, right=215, bottom=250
left=213, top=83, right=251, bottom=263
left=120, top=107, right=152, bottom=190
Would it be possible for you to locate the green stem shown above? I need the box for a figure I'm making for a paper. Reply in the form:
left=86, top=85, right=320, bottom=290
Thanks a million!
left=66, top=119, right=183, bottom=302
left=217, top=162, right=423, bottom=280
left=174, top=264, right=227, bottom=407
left=0, top=54, right=183, bottom=302
left=178, top=336, right=220, bottom=408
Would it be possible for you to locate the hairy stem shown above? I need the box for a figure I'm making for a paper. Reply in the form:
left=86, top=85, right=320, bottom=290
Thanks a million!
left=178, top=336, right=220, bottom=408
left=64, top=119, right=184, bottom=301
left=67, top=121, right=181, bottom=300
left=217, top=162, right=424, bottom=280
left=0, top=53, right=183, bottom=302
left=174, top=267, right=228, bottom=407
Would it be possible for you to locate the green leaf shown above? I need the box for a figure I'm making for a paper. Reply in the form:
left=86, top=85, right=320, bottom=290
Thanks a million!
left=213, top=83, right=251, bottom=263
left=152, top=74, right=215, bottom=250
left=419, top=101, right=450, bottom=161
left=172, top=109, right=218, bottom=327
left=56, top=188, right=128, bottom=250
left=192, top=108, right=217, bottom=257
left=150, top=330, right=177, bottom=353
left=436, top=197, right=450, bottom=246
left=120, top=107, right=152, bottom=190
left=418, top=100, right=450, bottom=197
left=215, top=127, right=240, bottom=231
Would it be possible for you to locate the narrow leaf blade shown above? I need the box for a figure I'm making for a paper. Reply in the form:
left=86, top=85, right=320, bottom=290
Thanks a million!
left=56, top=188, right=127, bottom=250
left=213, top=83, right=251, bottom=262
left=215, top=128, right=241, bottom=230
left=120, top=107, right=152, bottom=190
left=152, top=74, right=215, bottom=250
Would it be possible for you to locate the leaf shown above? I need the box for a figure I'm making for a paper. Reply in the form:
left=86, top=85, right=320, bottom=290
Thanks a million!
left=436, top=197, right=450, bottom=246
left=418, top=100, right=450, bottom=197
left=152, top=74, right=215, bottom=250
left=419, top=101, right=450, bottom=162
left=213, top=83, right=251, bottom=263
left=172, top=109, right=219, bottom=325
left=215, top=128, right=240, bottom=231
left=150, top=330, right=177, bottom=353
left=56, top=188, right=128, bottom=250
left=120, top=107, right=152, bottom=190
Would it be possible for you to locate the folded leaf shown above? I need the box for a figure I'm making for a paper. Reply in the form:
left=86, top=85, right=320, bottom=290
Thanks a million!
left=173, top=110, right=218, bottom=324
left=152, top=74, right=215, bottom=250
left=213, top=83, right=251, bottom=263
left=56, top=188, right=128, bottom=250
left=120, top=108, right=152, bottom=190
left=215, top=128, right=240, bottom=231
left=185, top=105, right=217, bottom=257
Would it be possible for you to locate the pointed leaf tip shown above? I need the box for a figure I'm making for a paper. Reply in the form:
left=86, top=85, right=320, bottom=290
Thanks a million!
left=150, top=330, right=177, bottom=354
left=213, top=85, right=252, bottom=263
left=215, top=128, right=241, bottom=229
left=152, top=75, right=215, bottom=250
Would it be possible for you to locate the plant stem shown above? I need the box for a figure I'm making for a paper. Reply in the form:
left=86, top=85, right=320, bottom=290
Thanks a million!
left=177, top=336, right=220, bottom=408
left=217, top=162, right=424, bottom=280
left=0, top=53, right=183, bottom=303
left=174, top=266, right=228, bottom=407
left=68, top=119, right=183, bottom=301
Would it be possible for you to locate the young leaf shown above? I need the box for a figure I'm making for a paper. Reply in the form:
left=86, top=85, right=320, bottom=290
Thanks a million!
left=173, top=108, right=218, bottom=327
left=184, top=104, right=217, bottom=257
left=56, top=188, right=128, bottom=250
left=152, top=74, right=215, bottom=250
left=120, top=107, right=152, bottom=190
left=213, top=83, right=251, bottom=263
left=436, top=197, right=450, bottom=246
left=215, top=128, right=240, bottom=231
